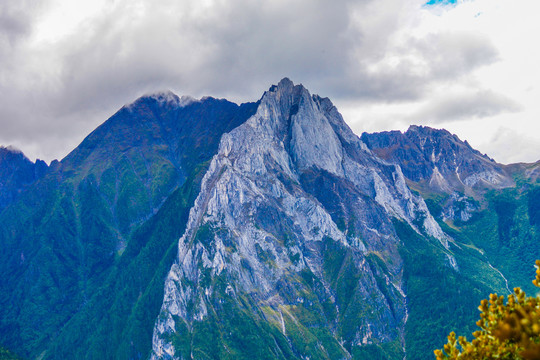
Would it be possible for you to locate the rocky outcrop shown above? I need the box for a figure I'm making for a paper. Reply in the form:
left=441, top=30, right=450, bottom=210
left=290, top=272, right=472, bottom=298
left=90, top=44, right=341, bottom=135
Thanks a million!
left=361, top=126, right=514, bottom=195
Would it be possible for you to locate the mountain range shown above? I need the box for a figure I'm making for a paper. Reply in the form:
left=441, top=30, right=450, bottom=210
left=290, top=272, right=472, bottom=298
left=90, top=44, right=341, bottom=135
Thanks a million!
left=1, top=78, right=539, bottom=360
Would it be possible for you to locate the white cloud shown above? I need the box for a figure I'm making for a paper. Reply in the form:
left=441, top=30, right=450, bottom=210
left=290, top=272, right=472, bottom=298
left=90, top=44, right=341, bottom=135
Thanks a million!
left=409, top=89, right=522, bottom=123
left=480, top=127, right=540, bottom=165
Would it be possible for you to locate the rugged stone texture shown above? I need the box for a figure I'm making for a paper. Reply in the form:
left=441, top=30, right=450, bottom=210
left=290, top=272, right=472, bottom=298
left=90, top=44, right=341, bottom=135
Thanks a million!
left=151, top=79, right=454, bottom=359
left=361, top=126, right=514, bottom=195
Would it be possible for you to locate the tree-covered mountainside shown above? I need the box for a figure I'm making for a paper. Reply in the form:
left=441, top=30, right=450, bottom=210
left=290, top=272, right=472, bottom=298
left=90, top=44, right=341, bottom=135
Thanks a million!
left=0, top=93, right=257, bottom=359
left=1, top=80, right=539, bottom=360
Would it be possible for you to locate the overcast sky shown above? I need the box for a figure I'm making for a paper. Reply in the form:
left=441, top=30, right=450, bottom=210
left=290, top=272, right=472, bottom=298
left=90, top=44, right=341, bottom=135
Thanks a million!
left=0, top=0, right=538, bottom=164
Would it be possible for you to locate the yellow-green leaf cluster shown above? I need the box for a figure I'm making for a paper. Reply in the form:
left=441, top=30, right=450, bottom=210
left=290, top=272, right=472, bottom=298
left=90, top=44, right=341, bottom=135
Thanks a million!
left=434, top=260, right=540, bottom=360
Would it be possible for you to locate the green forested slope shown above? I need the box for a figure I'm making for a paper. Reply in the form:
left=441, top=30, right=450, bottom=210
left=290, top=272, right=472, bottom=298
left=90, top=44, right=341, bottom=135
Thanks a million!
left=0, top=95, right=257, bottom=359
left=407, top=180, right=540, bottom=359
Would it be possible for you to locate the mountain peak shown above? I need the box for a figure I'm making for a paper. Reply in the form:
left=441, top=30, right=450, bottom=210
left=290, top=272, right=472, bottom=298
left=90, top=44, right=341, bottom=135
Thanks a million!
left=0, top=145, right=26, bottom=158
left=362, top=126, right=513, bottom=193
left=144, top=90, right=180, bottom=104
left=249, top=77, right=348, bottom=176
left=123, top=90, right=201, bottom=111
left=267, top=77, right=308, bottom=97
left=267, top=77, right=294, bottom=91
left=278, top=76, right=294, bottom=88
left=407, top=124, right=450, bottom=135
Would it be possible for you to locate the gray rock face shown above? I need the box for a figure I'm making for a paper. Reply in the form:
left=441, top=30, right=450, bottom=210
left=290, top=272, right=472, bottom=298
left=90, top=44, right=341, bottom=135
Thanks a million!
left=150, top=79, right=453, bottom=359
left=361, top=126, right=514, bottom=195
left=441, top=193, right=478, bottom=223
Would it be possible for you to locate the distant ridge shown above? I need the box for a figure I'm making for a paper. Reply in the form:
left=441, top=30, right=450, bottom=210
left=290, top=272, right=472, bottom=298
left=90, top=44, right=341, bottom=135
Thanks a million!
left=361, top=125, right=514, bottom=194
left=0, top=146, right=48, bottom=213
